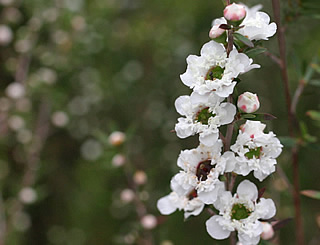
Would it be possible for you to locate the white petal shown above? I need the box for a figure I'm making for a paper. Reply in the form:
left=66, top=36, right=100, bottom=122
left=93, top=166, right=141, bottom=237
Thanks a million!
left=221, top=151, right=236, bottom=172
left=236, top=180, right=258, bottom=201
left=256, top=198, right=276, bottom=220
left=200, top=41, right=225, bottom=57
left=206, top=215, right=231, bottom=240
left=198, top=182, right=224, bottom=204
left=184, top=201, right=205, bottom=219
left=199, top=132, right=218, bottom=146
left=219, top=103, right=236, bottom=125
left=157, top=195, right=177, bottom=215
left=175, top=95, right=190, bottom=115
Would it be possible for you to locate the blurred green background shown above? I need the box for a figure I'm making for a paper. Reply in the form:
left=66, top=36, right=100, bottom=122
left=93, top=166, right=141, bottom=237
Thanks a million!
left=0, top=0, right=320, bottom=244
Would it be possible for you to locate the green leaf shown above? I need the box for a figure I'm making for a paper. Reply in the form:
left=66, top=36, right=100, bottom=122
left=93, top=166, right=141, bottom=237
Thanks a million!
left=278, top=136, right=298, bottom=148
left=240, top=113, right=276, bottom=121
left=272, top=218, right=293, bottom=231
left=241, top=114, right=256, bottom=119
left=233, top=32, right=254, bottom=48
left=307, top=110, right=320, bottom=121
left=256, top=113, right=277, bottom=121
left=309, top=79, right=320, bottom=86
left=301, top=190, right=320, bottom=200
left=245, top=47, right=267, bottom=58
left=300, top=121, right=317, bottom=143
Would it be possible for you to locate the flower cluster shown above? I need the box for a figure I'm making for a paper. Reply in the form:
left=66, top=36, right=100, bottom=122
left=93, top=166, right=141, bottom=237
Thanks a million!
left=157, top=2, right=283, bottom=245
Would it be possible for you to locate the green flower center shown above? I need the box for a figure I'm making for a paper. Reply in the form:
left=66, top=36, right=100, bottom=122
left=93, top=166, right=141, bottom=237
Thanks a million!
left=205, top=66, right=225, bottom=81
left=195, top=107, right=216, bottom=125
left=245, top=146, right=262, bottom=159
left=196, top=160, right=214, bottom=181
left=231, top=203, right=252, bottom=220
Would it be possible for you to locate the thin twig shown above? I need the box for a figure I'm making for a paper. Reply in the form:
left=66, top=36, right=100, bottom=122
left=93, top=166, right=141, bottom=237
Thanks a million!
left=5, top=100, right=51, bottom=241
left=123, top=163, right=153, bottom=245
left=271, top=1, right=305, bottom=244
left=291, top=79, right=306, bottom=115
left=0, top=192, right=6, bottom=245
left=264, top=51, right=283, bottom=68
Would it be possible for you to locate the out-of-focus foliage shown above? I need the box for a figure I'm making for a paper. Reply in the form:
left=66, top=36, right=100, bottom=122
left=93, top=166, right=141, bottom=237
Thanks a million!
left=0, top=0, right=320, bottom=244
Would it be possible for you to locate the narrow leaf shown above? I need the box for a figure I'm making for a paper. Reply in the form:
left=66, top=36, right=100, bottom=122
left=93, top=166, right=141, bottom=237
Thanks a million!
left=309, top=79, right=320, bottom=86
left=278, top=136, right=297, bottom=148
left=301, top=190, right=320, bottom=200
left=272, top=218, right=293, bottom=231
left=245, top=47, right=267, bottom=58
left=241, top=114, right=256, bottom=119
left=233, top=32, right=254, bottom=48
left=307, top=110, right=320, bottom=121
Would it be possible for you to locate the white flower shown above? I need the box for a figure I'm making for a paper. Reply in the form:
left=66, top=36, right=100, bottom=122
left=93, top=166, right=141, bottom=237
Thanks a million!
left=157, top=177, right=205, bottom=219
left=212, top=4, right=277, bottom=41
left=237, top=92, right=260, bottom=113
left=231, top=120, right=283, bottom=181
left=175, top=92, right=236, bottom=146
left=206, top=180, right=276, bottom=245
left=175, top=142, right=234, bottom=204
left=180, top=41, right=260, bottom=98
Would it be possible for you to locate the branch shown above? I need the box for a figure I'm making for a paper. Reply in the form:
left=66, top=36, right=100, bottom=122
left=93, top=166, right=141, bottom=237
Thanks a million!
left=271, top=1, right=305, bottom=244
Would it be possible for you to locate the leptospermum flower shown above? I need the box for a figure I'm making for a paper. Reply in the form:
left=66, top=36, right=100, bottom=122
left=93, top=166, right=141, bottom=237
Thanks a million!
left=212, top=4, right=277, bottom=41
left=180, top=40, right=260, bottom=98
left=206, top=180, right=276, bottom=245
left=237, top=92, right=260, bottom=113
left=174, top=92, right=236, bottom=146
left=230, top=120, right=283, bottom=181
left=157, top=176, right=205, bottom=219
left=174, top=141, right=234, bottom=204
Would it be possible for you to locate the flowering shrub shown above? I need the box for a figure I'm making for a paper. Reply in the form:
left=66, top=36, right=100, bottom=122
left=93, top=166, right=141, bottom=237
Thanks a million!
left=157, top=2, right=283, bottom=244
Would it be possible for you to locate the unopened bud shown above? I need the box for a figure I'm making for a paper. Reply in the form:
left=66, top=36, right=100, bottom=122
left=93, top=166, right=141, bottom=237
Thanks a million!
left=0, top=25, right=13, bottom=46
left=108, top=131, right=126, bottom=146
left=112, top=154, right=126, bottom=167
left=133, top=170, right=147, bottom=185
left=120, top=189, right=135, bottom=203
left=261, top=222, right=274, bottom=240
left=19, top=187, right=37, bottom=204
left=6, top=82, right=25, bottom=99
left=223, top=3, right=246, bottom=26
left=141, top=214, right=157, bottom=230
left=237, top=92, right=260, bottom=113
left=209, top=24, right=227, bottom=44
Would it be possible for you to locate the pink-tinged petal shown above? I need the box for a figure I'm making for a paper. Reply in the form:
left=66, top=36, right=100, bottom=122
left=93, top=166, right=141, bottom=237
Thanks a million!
left=206, top=215, right=231, bottom=240
left=237, top=179, right=258, bottom=201
left=157, top=195, right=177, bottom=215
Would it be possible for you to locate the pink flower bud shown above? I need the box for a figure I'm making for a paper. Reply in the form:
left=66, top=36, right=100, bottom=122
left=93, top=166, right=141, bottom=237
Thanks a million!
left=261, top=222, right=274, bottom=240
left=237, top=92, right=260, bottom=113
left=133, top=170, right=147, bottom=185
left=112, top=154, right=126, bottom=167
left=141, top=214, right=157, bottom=230
left=209, top=24, right=226, bottom=39
left=108, top=131, right=126, bottom=146
left=120, top=188, right=135, bottom=203
left=223, top=3, right=246, bottom=24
